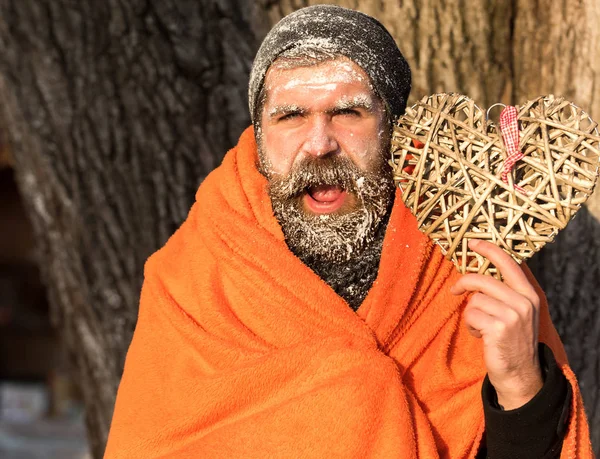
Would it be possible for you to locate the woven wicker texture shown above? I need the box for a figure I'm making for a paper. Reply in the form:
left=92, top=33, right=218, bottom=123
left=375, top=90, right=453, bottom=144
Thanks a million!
left=391, top=93, right=600, bottom=277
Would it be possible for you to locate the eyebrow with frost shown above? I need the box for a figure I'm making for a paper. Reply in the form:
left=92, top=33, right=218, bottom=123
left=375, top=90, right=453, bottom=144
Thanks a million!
left=267, top=95, right=376, bottom=120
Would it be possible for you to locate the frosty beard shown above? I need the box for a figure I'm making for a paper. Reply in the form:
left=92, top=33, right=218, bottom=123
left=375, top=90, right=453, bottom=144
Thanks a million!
left=260, top=149, right=395, bottom=266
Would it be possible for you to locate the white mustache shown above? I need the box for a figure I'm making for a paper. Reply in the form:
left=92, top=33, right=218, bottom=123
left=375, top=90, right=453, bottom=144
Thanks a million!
left=270, top=156, right=361, bottom=199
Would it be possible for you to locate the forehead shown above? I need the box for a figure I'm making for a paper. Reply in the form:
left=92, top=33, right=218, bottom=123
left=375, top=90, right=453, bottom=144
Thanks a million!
left=262, top=57, right=376, bottom=106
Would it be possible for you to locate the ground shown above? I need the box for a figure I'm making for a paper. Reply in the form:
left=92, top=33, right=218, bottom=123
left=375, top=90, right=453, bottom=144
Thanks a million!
left=0, top=417, right=89, bottom=459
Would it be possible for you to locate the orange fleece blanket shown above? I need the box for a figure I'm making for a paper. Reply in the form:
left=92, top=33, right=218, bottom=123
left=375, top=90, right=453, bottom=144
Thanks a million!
left=105, top=127, right=591, bottom=458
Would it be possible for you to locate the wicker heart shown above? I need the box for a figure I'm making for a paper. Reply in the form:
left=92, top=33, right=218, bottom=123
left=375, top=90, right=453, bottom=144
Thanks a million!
left=390, top=93, right=600, bottom=277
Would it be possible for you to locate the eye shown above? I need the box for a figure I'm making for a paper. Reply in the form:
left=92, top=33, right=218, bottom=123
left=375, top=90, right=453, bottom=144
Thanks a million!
left=278, top=111, right=303, bottom=122
left=336, top=108, right=361, bottom=117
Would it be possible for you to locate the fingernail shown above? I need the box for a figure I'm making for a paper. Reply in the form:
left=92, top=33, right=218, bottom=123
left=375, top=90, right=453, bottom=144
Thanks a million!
left=469, top=239, right=480, bottom=248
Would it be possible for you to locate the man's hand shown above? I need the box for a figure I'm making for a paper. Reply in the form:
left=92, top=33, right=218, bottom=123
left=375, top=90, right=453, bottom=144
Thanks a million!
left=450, top=239, right=543, bottom=410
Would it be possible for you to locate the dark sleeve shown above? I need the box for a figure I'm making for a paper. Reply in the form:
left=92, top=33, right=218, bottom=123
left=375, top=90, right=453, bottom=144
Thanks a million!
left=476, top=343, right=571, bottom=459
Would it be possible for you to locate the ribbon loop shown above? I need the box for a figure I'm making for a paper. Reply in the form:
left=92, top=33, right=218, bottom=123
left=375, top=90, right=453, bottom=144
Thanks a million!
left=499, top=106, right=526, bottom=193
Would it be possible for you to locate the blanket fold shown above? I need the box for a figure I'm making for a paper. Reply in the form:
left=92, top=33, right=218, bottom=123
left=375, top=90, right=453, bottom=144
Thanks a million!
left=105, top=126, right=591, bottom=458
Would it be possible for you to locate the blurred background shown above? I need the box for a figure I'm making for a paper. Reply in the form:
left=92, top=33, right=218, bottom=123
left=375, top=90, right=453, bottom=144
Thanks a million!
left=0, top=1, right=598, bottom=457
left=0, top=145, right=89, bottom=456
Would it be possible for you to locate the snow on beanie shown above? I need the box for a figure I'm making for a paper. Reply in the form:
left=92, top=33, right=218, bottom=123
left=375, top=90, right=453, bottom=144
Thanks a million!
left=248, top=4, right=411, bottom=123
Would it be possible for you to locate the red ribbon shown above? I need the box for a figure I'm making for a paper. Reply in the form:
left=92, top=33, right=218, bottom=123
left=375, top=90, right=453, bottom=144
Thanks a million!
left=499, top=106, right=526, bottom=193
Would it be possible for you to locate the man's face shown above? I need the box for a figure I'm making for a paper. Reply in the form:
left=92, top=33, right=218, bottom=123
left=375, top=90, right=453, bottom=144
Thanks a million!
left=258, top=57, right=395, bottom=263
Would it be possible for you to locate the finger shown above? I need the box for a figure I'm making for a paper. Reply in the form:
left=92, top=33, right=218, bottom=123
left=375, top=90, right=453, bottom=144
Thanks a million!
left=451, top=273, right=529, bottom=312
left=452, top=275, right=538, bottom=320
left=466, top=292, right=539, bottom=345
left=466, top=325, right=482, bottom=339
left=467, top=292, right=537, bottom=331
left=468, top=240, right=538, bottom=305
left=463, top=304, right=496, bottom=339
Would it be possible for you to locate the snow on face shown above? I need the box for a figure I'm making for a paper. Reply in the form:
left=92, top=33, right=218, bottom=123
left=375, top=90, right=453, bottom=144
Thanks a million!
left=259, top=57, right=387, bottom=177
left=258, top=57, right=395, bottom=264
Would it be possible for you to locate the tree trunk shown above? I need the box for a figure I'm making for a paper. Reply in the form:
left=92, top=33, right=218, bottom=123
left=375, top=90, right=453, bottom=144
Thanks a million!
left=0, top=1, right=267, bottom=456
left=512, top=0, right=600, bottom=448
left=0, top=0, right=598, bottom=456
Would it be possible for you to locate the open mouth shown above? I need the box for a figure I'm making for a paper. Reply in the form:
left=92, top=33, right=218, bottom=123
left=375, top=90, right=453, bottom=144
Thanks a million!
left=303, top=184, right=348, bottom=214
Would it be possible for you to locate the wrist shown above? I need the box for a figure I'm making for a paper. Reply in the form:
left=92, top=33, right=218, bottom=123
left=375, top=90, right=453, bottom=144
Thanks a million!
left=492, top=367, right=544, bottom=410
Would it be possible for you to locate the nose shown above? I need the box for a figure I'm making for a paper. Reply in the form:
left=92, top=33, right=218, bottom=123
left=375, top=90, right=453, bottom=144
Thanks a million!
left=302, top=115, right=339, bottom=158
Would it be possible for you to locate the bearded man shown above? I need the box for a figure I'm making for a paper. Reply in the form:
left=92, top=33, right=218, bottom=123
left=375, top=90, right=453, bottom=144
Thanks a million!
left=105, top=5, right=591, bottom=458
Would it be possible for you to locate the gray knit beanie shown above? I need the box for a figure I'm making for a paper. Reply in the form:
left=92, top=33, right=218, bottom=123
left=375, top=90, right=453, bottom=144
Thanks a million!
left=248, top=5, right=411, bottom=123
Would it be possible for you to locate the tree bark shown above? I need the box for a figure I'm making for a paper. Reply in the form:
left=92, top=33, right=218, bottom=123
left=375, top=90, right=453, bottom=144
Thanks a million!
left=0, top=0, right=598, bottom=456
left=512, top=0, right=600, bottom=448
left=0, top=1, right=267, bottom=456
